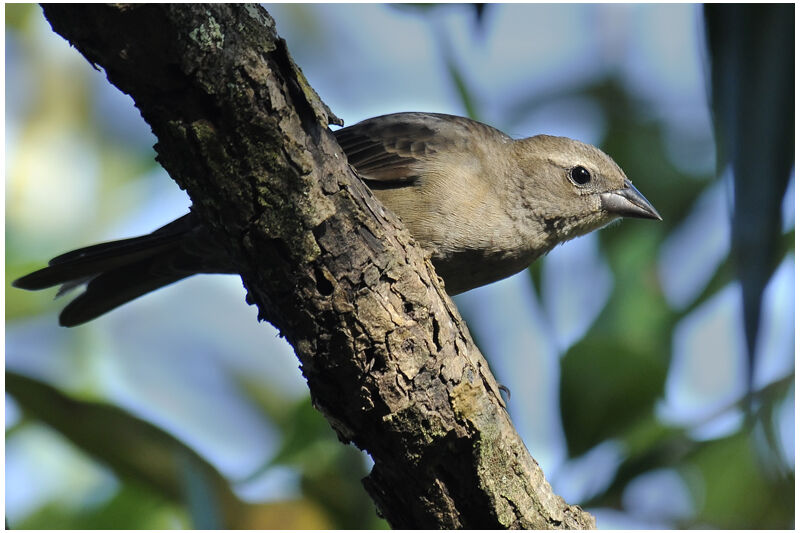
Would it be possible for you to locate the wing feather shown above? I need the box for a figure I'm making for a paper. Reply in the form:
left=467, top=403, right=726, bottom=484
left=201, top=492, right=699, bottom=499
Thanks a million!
left=334, top=112, right=509, bottom=186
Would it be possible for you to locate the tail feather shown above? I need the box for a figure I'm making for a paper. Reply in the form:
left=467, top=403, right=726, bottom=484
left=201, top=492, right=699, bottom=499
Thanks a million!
left=58, top=262, right=191, bottom=327
left=13, top=235, right=181, bottom=291
left=13, top=215, right=197, bottom=291
left=12, top=213, right=234, bottom=327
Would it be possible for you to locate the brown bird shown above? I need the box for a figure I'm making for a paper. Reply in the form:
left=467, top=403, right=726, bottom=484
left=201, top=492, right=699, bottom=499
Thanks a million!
left=13, top=112, right=661, bottom=326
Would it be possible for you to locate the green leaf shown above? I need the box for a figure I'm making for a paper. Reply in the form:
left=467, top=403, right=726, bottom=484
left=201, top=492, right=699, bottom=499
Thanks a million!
left=6, top=371, right=243, bottom=528
left=704, top=4, right=794, bottom=390
left=560, top=338, right=667, bottom=457
left=687, top=429, right=794, bottom=528
left=237, top=379, right=387, bottom=529
left=14, top=483, right=188, bottom=530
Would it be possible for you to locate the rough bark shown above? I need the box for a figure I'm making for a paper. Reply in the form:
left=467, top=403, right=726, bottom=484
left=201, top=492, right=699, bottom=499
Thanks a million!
left=40, top=4, right=595, bottom=529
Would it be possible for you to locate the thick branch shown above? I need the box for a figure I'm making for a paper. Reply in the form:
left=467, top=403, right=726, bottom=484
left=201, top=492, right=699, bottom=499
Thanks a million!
left=41, top=4, right=594, bottom=529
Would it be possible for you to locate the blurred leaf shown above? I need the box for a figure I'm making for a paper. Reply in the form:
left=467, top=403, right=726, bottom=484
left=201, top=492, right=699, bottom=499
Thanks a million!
left=387, top=3, right=482, bottom=120
left=444, top=51, right=480, bottom=121
left=705, top=4, right=794, bottom=391
left=687, top=429, right=794, bottom=528
left=560, top=338, right=666, bottom=457
left=682, top=231, right=793, bottom=323
left=239, top=378, right=387, bottom=529
left=6, top=371, right=242, bottom=528
left=754, top=379, right=795, bottom=479
left=235, top=499, right=333, bottom=529
left=599, top=226, right=672, bottom=353
left=581, top=374, right=794, bottom=516
left=388, top=4, right=437, bottom=15
left=434, top=21, right=480, bottom=121
left=300, top=439, right=389, bottom=530
left=237, top=378, right=338, bottom=470
left=560, top=211, right=671, bottom=458
left=5, top=3, right=39, bottom=31
left=473, top=3, right=488, bottom=27
left=15, top=482, right=188, bottom=530
left=269, top=398, right=345, bottom=470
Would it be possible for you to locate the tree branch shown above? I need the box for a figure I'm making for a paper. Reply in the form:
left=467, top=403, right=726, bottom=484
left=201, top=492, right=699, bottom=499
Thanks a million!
left=40, top=4, right=594, bottom=529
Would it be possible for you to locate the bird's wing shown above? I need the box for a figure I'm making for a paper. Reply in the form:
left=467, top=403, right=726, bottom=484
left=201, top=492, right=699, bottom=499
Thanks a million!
left=334, top=112, right=510, bottom=185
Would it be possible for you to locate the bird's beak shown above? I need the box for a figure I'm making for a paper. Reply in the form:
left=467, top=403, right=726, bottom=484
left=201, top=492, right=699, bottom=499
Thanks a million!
left=600, top=179, right=662, bottom=220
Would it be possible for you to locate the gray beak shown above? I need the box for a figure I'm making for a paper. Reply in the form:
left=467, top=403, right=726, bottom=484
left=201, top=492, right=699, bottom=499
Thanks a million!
left=600, top=179, right=662, bottom=220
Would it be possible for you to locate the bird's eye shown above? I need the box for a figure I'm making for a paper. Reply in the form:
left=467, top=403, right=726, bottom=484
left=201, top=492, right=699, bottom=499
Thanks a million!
left=569, top=165, right=592, bottom=186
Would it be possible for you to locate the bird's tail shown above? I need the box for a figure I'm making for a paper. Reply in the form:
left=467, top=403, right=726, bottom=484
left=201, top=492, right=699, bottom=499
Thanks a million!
left=13, top=213, right=232, bottom=327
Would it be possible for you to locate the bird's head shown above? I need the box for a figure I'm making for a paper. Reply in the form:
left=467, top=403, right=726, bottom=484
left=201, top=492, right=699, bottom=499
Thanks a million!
left=510, top=135, right=661, bottom=243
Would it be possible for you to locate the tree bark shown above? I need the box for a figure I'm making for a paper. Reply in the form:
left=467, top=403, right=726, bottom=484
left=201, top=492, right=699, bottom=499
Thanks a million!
left=40, top=4, right=595, bottom=529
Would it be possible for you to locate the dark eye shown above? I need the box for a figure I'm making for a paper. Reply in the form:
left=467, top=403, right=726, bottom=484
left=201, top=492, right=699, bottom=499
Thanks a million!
left=569, top=165, right=592, bottom=185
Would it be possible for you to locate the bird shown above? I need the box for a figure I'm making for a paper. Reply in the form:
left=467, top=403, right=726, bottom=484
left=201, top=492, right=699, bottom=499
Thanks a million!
left=13, top=112, right=661, bottom=327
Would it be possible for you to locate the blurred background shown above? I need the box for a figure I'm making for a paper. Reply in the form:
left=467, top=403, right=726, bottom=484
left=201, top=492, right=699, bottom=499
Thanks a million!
left=5, top=4, right=794, bottom=529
